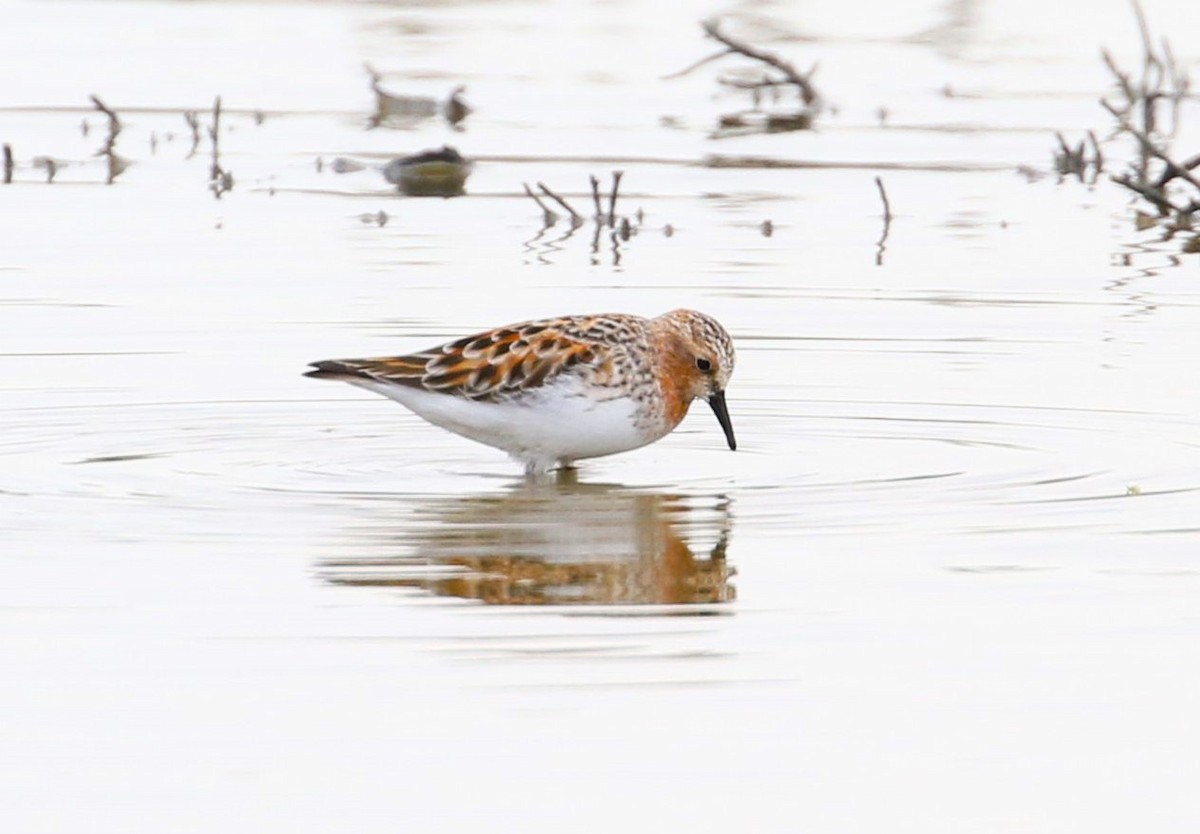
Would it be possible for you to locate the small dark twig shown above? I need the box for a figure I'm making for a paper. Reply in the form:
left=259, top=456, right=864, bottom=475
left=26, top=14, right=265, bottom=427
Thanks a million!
left=364, top=63, right=384, bottom=95
left=209, top=96, right=222, bottom=181
left=701, top=19, right=820, bottom=107
left=661, top=48, right=735, bottom=80
left=1089, top=5, right=1198, bottom=228
left=1102, top=98, right=1200, bottom=194
left=874, top=176, right=893, bottom=222
left=589, top=175, right=603, bottom=220
left=874, top=176, right=892, bottom=266
left=668, top=19, right=822, bottom=135
left=34, top=156, right=57, bottom=184
left=1152, top=153, right=1200, bottom=190
left=536, top=182, right=583, bottom=226
left=2, top=144, right=12, bottom=184
left=1112, top=173, right=1181, bottom=215
left=90, top=95, right=124, bottom=184
left=90, top=95, right=121, bottom=144
left=184, top=111, right=201, bottom=158
left=1101, top=49, right=1135, bottom=107
left=523, top=183, right=559, bottom=226
left=1130, top=0, right=1157, bottom=79
left=1087, top=130, right=1105, bottom=172
left=208, top=96, right=233, bottom=198
left=606, top=170, right=623, bottom=227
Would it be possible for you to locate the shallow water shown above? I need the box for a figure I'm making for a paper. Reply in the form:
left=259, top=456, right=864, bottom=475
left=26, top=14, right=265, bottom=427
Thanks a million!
left=3, top=0, right=1200, bottom=831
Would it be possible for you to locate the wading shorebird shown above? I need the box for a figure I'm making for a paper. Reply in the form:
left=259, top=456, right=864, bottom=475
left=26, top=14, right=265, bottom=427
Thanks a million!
left=305, top=309, right=737, bottom=476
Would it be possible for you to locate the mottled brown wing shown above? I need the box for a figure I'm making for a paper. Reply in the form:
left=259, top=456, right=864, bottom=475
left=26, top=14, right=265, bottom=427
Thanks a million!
left=305, top=318, right=608, bottom=400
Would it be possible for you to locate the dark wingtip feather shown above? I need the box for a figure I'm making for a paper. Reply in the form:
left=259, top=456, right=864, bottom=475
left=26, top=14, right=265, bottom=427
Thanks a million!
left=303, top=360, right=357, bottom=381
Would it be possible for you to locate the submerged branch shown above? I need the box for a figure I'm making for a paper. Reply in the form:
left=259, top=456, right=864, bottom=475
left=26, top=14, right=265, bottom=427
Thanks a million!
left=90, top=94, right=124, bottom=184
left=700, top=19, right=820, bottom=107
left=208, top=96, right=233, bottom=198
left=874, top=176, right=892, bottom=266
left=661, top=48, right=734, bottom=81
left=523, top=183, right=559, bottom=226
left=536, top=182, right=583, bottom=226
left=606, top=170, right=623, bottom=227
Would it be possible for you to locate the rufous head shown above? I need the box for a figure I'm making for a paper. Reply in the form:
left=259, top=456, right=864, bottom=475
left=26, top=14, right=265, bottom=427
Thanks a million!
left=658, top=309, right=737, bottom=450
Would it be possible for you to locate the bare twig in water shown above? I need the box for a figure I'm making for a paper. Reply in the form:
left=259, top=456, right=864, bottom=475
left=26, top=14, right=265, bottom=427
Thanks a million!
left=1101, top=98, right=1200, bottom=211
left=661, top=47, right=735, bottom=81
left=1152, top=153, right=1200, bottom=191
left=699, top=20, right=820, bottom=106
left=525, top=172, right=651, bottom=264
left=184, top=111, right=201, bottom=158
left=874, top=176, right=893, bottom=266
left=1088, top=130, right=1105, bottom=173
left=536, top=182, right=583, bottom=226
left=90, top=94, right=124, bottom=184
left=90, top=95, right=121, bottom=143
left=1112, top=172, right=1181, bottom=214
left=523, top=183, right=560, bottom=226
left=364, top=63, right=383, bottom=92
left=34, top=156, right=57, bottom=184
left=208, top=96, right=233, bottom=198
left=668, top=19, right=822, bottom=136
left=606, top=170, right=623, bottom=227
left=1065, top=0, right=1200, bottom=230
left=1054, top=131, right=1092, bottom=179
left=874, top=176, right=893, bottom=223
left=589, top=175, right=603, bottom=220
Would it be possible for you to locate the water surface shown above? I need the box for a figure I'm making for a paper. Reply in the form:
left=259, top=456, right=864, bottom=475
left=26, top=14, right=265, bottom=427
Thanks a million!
left=3, top=0, right=1200, bottom=831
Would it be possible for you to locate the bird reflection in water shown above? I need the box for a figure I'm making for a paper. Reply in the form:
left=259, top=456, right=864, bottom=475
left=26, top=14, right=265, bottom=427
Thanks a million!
left=321, top=478, right=734, bottom=606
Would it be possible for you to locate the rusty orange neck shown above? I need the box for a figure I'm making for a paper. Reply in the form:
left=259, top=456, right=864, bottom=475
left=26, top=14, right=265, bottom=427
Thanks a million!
left=650, top=327, right=697, bottom=429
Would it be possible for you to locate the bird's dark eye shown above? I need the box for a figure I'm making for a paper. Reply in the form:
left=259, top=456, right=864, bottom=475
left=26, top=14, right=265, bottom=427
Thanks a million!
left=696, top=357, right=712, bottom=373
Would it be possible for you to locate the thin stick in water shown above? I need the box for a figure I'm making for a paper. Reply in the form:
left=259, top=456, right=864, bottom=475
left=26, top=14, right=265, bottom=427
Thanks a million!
left=607, top=170, right=623, bottom=227
left=523, top=183, right=559, bottom=225
left=536, top=182, right=583, bottom=225
left=874, top=176, right=893, bottom=266
left=589, top=175, right=603, bottom=220
left=874, top=176, right=893, bottom=221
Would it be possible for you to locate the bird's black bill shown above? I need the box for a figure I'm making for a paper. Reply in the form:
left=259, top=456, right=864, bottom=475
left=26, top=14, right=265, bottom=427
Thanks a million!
left=708, top=390, right=737, bottom=451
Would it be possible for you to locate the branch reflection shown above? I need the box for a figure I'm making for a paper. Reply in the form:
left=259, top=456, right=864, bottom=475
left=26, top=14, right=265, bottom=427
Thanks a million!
left=321, top=482, right=735, bottom=606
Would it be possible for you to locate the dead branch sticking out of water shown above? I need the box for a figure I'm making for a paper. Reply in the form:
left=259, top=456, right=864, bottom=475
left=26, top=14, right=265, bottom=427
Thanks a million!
left=589, top=176, right=603, bottom=222
left=534, top=182, right=583, bottom=227
left=701, top=20, right=820, bottom=106
left=523, top=172, right=648, bottom=264
left=34, top=156, right=58, bottom=183
left=525, top=173, right=629, bottom=230
left=208, top=97, right=233, bottom=199
left=524, top=183, right=559, bottom=226
left=184, top=111, right=201, bottom=158
left=1054, top=130, right=1104, bottom=182
left=874, top=176, right=892, bottom=266
left=2, top=144, right=12, bottom=184
left=667, top=19, right=822, bottom=137
left=1094, top=1, right=1197, bottom=232
left=1102, top=100, right=1200, bottom=216
left=90, top=95, right=125, bottom=184
left=606, top=170, right=623, bottom=227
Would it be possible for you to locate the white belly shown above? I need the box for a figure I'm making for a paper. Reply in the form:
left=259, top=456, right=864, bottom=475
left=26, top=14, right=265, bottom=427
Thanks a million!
left=350, top=375, right=661, bottom=470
